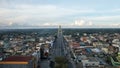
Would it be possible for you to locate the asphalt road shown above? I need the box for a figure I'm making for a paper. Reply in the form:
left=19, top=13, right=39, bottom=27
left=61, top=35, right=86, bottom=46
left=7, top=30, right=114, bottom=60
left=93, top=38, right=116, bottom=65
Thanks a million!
left=40, top=60, right=50, bottom=68
left=51, top=30, right=66, bottom=58
left=50, top=29, right=76, bottom=68
left=40, top=28, right=76, bottom=68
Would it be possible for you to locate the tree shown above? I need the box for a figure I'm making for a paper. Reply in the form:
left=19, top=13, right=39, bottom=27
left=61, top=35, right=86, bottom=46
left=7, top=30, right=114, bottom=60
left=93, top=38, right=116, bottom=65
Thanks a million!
left=55, top=57, right=68, bottom=68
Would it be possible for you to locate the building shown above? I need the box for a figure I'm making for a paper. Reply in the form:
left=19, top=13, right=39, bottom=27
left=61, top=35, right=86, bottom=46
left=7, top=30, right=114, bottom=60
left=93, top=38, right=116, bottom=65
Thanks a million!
left=0, top=56, right=37, bottom=68
left=80, top=56, right=99, bottom=67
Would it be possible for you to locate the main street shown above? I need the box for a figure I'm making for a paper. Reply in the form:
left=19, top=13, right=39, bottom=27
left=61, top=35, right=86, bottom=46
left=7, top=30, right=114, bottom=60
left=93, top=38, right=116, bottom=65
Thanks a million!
left=51, top=25, right=66, bottom=58
left=50, top=25, right=76, bottom=68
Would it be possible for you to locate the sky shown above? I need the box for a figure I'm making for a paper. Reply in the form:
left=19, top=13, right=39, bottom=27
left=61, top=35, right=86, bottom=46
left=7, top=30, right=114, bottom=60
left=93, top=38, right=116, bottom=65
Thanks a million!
left=0, top=0, right=120, bottom=28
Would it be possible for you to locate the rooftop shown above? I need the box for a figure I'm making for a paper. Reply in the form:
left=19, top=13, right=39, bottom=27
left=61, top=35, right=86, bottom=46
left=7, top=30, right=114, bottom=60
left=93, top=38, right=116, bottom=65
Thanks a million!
left=3, top=56, right=33, bottom=62
left=88, top=57, right=99, bottom=62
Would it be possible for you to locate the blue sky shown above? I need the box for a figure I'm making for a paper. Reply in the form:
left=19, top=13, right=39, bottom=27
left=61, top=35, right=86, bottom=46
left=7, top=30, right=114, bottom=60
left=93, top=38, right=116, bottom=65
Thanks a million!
left=0, top=0, right=120, bottom=28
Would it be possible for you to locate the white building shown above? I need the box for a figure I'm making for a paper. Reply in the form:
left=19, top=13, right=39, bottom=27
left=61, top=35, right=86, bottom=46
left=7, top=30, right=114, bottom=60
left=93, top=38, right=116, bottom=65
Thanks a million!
left=80, top=56, right=99, bottom=67
left=0, top=41, right=4, bottom=46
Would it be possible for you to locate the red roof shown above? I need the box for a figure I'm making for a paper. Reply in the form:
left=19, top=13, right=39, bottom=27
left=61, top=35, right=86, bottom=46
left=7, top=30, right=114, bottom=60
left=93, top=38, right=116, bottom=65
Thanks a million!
left=3, top=56, right=33, bottom=62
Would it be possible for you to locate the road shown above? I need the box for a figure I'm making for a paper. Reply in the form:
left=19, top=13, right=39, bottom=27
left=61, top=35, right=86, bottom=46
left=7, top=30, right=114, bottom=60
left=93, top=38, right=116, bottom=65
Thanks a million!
left=50, top=26, right=76, bottom=68
left=40, top=60, right=50, bottom=68
left=51, top=29, right=66, bottom=58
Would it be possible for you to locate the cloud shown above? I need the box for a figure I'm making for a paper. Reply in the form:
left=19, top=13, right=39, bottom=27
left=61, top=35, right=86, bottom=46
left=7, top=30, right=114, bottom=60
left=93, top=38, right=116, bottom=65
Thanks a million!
left=73, top=19, right=93, bottom=26
left=42, top=23, right=58, bottom=26
left=94, top=23, right=120, bottom=28
left=0, top=4, right=96, bottom=27
left=88, top=21, right=93, bottom=26
left=69, top=18, right=120, bottom=28
left=0, top=2, right=120, bottom=28
left=8, top=21, right=13, bottom=26
left=0, top=4, right=95, bottom=17
left=74, top=20, right=85, bottom=26
left=89, top=15, right=120, bottom=21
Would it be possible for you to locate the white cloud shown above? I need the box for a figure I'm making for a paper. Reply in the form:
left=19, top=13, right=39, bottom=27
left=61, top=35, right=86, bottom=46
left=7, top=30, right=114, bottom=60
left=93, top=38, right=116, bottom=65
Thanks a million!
left=74, top=20, right=85, bottom=26
left=91, top=23, right=120, bottom=28
left=8, top=21, right=13, bottom=26
left=73, top=19, right=93, bottom=26
left=89, top=15, right=120, bottom=21
left=0, top=4, right=95, bottom=18
left=42, top=23, right=58, bottom=26
left=88, top=21, right=93, bottom=26
left=0, top=4, right=96, bottom=27
left=0, top=3, right=120, bottom=28
left=43, top=23, right=51, bottom=26
left=69, top=18, right=120, bottom=28
left=92, top=8, right=120, bottom=14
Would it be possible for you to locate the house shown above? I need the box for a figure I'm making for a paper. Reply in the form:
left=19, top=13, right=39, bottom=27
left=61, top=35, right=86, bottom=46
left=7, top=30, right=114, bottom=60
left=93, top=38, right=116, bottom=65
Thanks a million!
left=0, top=56, right=37, bottom=68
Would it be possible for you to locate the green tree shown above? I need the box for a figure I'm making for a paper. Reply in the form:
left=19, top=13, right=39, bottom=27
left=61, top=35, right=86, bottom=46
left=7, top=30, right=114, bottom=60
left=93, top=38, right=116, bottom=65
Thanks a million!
left=55, top=57, right=68, bottom=68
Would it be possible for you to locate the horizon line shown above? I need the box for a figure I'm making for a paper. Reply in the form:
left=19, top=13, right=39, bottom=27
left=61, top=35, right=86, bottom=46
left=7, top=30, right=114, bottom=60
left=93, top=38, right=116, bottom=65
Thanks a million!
left=1, top=27, right=120, bottom=30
